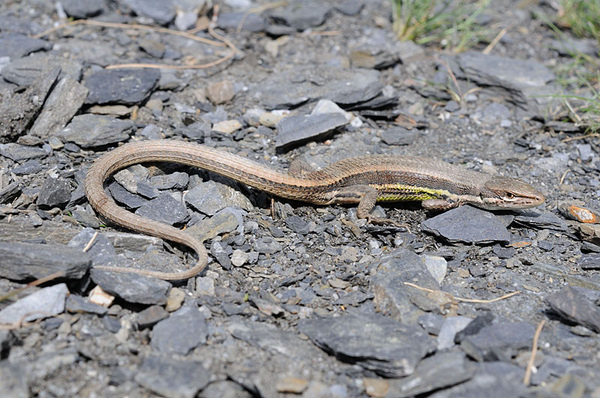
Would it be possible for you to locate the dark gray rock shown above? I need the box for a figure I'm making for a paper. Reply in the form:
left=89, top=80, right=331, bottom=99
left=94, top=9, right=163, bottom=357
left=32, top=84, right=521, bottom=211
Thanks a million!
left=437, top=316, right=473, bottom=350
left=298, top=312, right=435, bottom=377
left=269, top=3, right=332, bottom=31
left=11, top=159, right=42, bottom=175
left=135, top=193, right=189, bottom=225
left=0, top=330, right=17, bottom=359
left=387, top=351, right=477, bottom=397
left=29, top=77, right=89, bottom=140
left=0, top=361, right=29, bottom=398
left=0, top=182, right=22, bottom=204
left=0, top=283, right=69, bottom=324
left=84, top=68, right=160, bottom=105
left=36, top=177, right=71, bottom=208
left=275, top=113, right=348, bottom=151
left=0, top=144, right=47, bottom=161
left=455, top=311, right=494, bottom=343
left=380, top=126, right=418, bottom=146
left=151, top=306, right=208, bottom=355
left=422, top=206, right=511, bottom=244
left=210, top=241, right=231, bottom=270
left=482, top=102, right=510, bottom=121
left=136, top=181, right=159, bottom=199
left=255, top=66, right=383, bottom=110
left=68, top=228, right=119, bottom=266
left=418, top=313, right=445, bottom=335
left=1, top=53, right=83, bottom=87
left=546, top=286, right=600, bottom=333
left=187, top=207, right=241, bottom=243
left=149, top=172, right=189, bottom=190
left=0, top=241, right=90, bottom=281
left=229, top=320, right=322, bottom=359
left=217, top=12, right=265, bottom=32
left=136, top=305, right=169, bottom=329
left=109, top=181, right=149, bottom=209
left=550, top=37, right=598, bottom=57
left=62, top=0, right=107, bottom=18
left=91, top=269, right=171, bottom=305
left=371, top=250, right=441, bottom=323
left=122, top=0, right=176, bottom=25
left=460, top=322, right=536, bottom=362
left=199, top=381, right=250, bottom=398
left=58, top=114, right=135, bottom=148
left=0, top=66, right=60, bottom=143
left=530, top=355, right=590, bottom=386
left=65, top=295, right=108, bottom=315
left=0, top=33, right=52, bottom=59
left=513, top=210, right=569, bottom=231
left=579, top=254, right=600, bottom=270
left=430, top=362, right=526, bottom=398
left=455, top=52, right=555, bottom=107
left=184, top=182, right=229, bottom=216
left=285, top=215, right=311, bottom=235
left=335, top=0, right=364, bottom=16
left=253, top=237, right=281, bottom=254
left=134, top=355, right=210, bottom=398
left=0, top=15, right=42, bottom=35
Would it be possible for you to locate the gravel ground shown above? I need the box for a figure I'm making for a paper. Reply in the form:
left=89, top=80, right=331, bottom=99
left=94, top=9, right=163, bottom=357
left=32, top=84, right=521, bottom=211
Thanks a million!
left=1, top=0, right=600, bottom=397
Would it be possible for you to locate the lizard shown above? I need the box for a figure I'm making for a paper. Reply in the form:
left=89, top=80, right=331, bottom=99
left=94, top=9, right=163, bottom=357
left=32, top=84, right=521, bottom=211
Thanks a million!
left=84, top=140, right=545, bottom=280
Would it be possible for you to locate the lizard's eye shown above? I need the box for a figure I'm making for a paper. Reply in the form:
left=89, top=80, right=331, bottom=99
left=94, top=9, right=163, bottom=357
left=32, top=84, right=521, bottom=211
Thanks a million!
left=506, top=192, right=515, bottom=199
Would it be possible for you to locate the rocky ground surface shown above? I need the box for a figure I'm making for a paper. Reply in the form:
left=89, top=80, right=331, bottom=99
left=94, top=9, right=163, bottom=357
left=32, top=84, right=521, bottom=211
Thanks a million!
left=1, top=0, right=600, bottom=397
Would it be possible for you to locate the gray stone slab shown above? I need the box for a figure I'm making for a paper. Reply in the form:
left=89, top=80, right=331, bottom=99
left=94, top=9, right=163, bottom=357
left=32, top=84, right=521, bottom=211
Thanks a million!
left=150, top=306, right=207, bottom=355
left=134, top=355, right=210, bottom=398
left=422, top=205, right=511, bottom=244
left=0, top=283, right=69, bottom=324
left=0, top=241, right=90, bottom=281
left=298, top=312, right=435, bottom=377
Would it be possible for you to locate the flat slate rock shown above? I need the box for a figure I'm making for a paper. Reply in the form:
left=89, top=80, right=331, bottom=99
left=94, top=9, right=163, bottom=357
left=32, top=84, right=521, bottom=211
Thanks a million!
left=513, top=210, right=569, bottom=232
left=229, top=320, right=322, bottom=359
left=90, top=269, right=171, bottom=305
left=254, top=66, right=383, bottom=110
left=456, top=51, right=555, bottom=89
left=387, top=351, right=477, bottom=397
left=134, top=355, right=210, bottom=398
left=61, top=0, right=107, bottom=18
left=0, top=283, right=69, bottom=324
left=84, top=68, right=160, bottom=105
left=298, top=312, right=435, bottom=377
left=29, top=77, right=89, bottom=140
left=545, top=286, right=600, bottom=333
left=371, top=249, right=441, bottom=324
left=135, top=193, right=189, bottom=225
left=122, top=0, right=176, bottom=25
left=0, top=143, right=47, bottom=161
left=422, top=205, right=511, bottom=244
left=0, top=32, right=52, bottom=59
left=58, top=114, right=135, bottom=148
left=430, top=361, right=526, bottom=398
left=36, top=177, right=72, bottom=209
left=269, top=3, right=332, bottom=31
left=150, top=305, right=208, bottom=355
left=0, top=67, right=60, bottom=143
left=460, top=321, right=536, bottom=362
left=65, top=294, right=108, bottom=315
left=275, top=113, right=349, bottom=151
left=109, top=181, right=149, bottom=209
left=68, top=228, right=119, bottom=267
left=1, top=53, right=83, bottom=87
left=0, top=241, right=90, bottom=281
left=217, top=12, right=265, bottom=32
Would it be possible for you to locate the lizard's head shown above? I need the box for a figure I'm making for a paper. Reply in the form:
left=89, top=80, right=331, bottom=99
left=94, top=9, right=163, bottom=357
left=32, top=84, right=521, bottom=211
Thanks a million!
left=478, top=176, right=545, bottom=210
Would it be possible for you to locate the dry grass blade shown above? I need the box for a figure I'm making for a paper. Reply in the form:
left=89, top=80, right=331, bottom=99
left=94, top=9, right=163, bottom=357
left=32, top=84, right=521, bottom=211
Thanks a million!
left=523, top=319, right=546, bottom=385
left=32, top=19, right=237, bottom=70
left=403, top=282, right=521, bottom=303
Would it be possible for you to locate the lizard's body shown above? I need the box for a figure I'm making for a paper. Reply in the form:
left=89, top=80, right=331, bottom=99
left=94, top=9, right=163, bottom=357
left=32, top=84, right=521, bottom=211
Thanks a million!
left=84, top=140, right=544, bottom=280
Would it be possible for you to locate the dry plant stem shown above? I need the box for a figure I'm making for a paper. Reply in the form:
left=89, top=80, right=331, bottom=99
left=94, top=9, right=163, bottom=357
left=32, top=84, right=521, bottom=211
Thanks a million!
left=523, top=319, right=546, bottom=385
left=83, top=231, right=99, bottom=253
left=403, top=282, right=521, bottom=303
left=559, top=169, right=570, bottom=185
left=33, top=19, right=236, bottom=71
left=562, top=133, right=600, bottom=142
left=483, top=25, right=510, bottom=54
left=33, top=19, right=224, bottom=47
